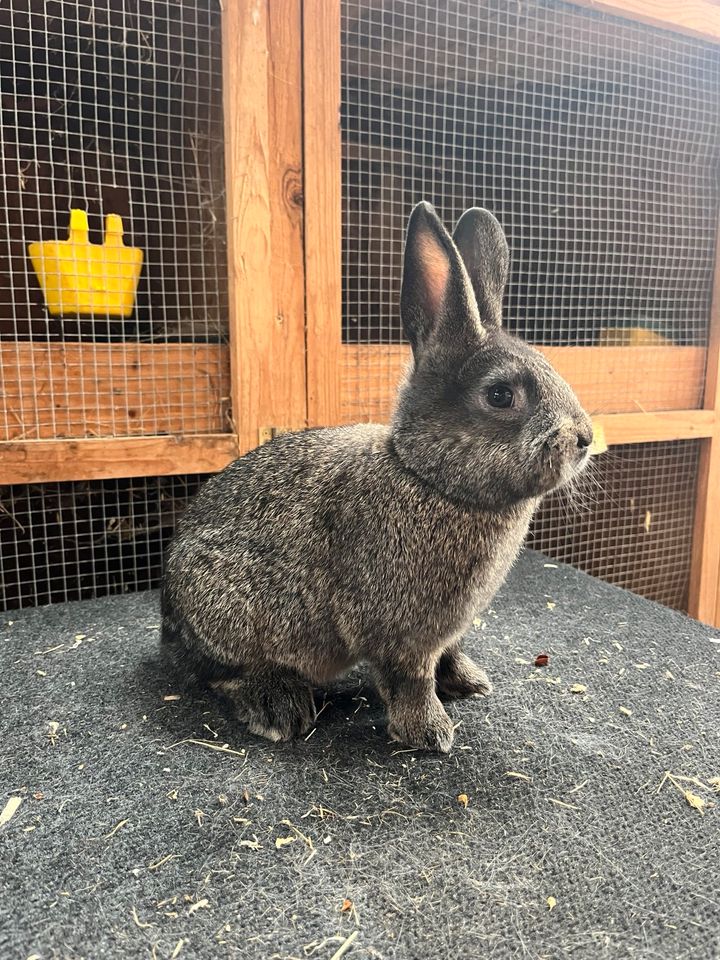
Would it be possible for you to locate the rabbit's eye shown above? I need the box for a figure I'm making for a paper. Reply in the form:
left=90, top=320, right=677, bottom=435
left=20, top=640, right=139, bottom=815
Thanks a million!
left=487, top=383, right=514, bottom=409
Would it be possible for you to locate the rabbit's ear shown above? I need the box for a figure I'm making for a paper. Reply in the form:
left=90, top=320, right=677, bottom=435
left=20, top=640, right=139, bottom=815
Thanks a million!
left=400, top=201, right=482, bottom=360
left=452, top=208, right=509, bottom=329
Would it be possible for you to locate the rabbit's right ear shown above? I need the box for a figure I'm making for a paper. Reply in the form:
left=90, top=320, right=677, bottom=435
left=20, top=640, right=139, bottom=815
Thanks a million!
left=400, top=201, right=483, bottom=361
left=452, top=208, right=509, bottom=329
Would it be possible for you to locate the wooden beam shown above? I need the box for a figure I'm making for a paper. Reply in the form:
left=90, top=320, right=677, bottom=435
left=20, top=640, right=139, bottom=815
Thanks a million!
left=303, top=0, right=342, bottom=428
left=690, top=423, right=720, bottom=626
left=0, top=435, right=238, bottom=485
left=541, top=346, right=705, bottom=415
left=223, top=0, right=307, bottom=455
left=2, top=341, right=707, bottom=477
left=0, top=342, right=230, bottom=441
left=339, top=344, right=707, bottom=424
left=689, top=227, right=720, bottom=625
left=1, top=406, right=709, bottom=486
left=596, top=410, right=715, bottom=445
left=568, top=0, right=720, bottom=42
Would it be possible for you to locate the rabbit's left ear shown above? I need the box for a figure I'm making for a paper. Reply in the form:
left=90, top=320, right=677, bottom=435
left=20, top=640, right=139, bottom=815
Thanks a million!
left=400, top=201, right=483, bottom=362
left=452, top=208, right=509, bottom=329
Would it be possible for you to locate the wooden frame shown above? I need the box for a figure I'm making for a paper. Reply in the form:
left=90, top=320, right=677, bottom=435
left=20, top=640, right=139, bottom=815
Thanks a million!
left=2, top=435, right=237, bottom=484
left=0, top=339, right=234, bottom=482
left=223, top=0, right=307, bottom=453
left=303, top=0, right=343, bottom=427
left=338, top=345, right=708, bottom=420
left=589, top=1, right=720, bottom=624
left=689, top=221, right=720, bottom=624
left=0, top=343, right=231, bottom=443
left=0, top=0, right=308, bottom=485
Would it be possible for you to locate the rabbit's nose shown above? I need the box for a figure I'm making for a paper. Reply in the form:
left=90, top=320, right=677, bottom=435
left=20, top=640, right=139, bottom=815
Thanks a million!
left=576, top=429, right=592, bottom=450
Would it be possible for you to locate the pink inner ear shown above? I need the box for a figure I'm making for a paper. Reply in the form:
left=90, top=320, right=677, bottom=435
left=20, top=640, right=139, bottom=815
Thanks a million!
left=417, top=230, right=450, bottom=314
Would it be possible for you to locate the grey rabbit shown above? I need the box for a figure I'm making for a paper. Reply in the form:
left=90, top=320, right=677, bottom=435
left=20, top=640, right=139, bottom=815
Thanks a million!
left=161, top=202, right=592, bottom=753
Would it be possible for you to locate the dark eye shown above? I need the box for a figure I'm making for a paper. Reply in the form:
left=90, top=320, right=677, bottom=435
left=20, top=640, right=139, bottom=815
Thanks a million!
left=486, top=383, right=514, bottom=409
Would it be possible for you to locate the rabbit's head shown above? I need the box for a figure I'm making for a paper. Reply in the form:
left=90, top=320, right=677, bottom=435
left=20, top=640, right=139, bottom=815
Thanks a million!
left=392, top=202, right=593, bottom=510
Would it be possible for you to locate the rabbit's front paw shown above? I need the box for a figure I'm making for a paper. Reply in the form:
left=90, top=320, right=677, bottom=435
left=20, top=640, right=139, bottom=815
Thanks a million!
left=436, top=645, right=492, bottom=699
left=388, top=697, right=455, bottom=753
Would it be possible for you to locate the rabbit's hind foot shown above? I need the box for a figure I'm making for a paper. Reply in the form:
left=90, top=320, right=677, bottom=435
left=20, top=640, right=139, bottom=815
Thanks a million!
left=436, top=644, right=493, bottom=700
left=209, top=671, right=316, bottom=743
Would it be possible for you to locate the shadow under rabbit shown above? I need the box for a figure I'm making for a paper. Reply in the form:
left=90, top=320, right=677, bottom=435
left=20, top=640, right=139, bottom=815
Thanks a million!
left=136, top=651, right=516, bottom=769
left=137, top=649, right=386, bottom=745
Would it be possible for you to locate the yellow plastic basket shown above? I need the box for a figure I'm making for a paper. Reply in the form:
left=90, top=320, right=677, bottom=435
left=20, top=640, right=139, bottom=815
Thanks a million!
left=28, top=209, right=143, bottom=317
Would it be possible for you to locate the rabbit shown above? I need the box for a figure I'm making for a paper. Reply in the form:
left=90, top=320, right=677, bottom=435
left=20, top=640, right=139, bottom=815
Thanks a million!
left=161, top=201, right=593, bottom=753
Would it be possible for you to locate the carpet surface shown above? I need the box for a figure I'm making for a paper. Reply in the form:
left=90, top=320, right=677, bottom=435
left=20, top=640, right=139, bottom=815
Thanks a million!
left=1, top=551, right=719, bottom=960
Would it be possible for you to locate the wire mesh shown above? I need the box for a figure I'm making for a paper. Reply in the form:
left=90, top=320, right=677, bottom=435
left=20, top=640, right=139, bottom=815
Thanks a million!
left=530, top=441, right=700, bottom=611
left=0, top=0, right=229, bottom=441
left=0, top=475, right=208, bottom=610
left=340, top=0, right=718, bottom=609
left=341, top=0, right=720, bottom=418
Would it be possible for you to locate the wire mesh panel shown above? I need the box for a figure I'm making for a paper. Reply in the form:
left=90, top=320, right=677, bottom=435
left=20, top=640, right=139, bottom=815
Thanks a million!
left=340, top=0, right=719, bottom=608
left=0, top=475, right=208, bottom=610
left=0, top=0, right=229, bottom=440
left=341, top=0, right=720, bottom=422
left=530, top=441, right=700, bottom=610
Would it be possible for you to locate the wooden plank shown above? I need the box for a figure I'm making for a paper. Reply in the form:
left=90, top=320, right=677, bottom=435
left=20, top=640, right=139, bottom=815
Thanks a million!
left=690, top=423, right=720, bottom=625
left=0, top=343, right=230, bottom=441
left=542, top=345, right=706, bottom=414
left=0, top=435, right=237, bottom=485
left=223, top=0, right=307, bottom=455
left=568, top=0, right=720, bottom=42
left=596, top=410, right=715, bottom=445
left=303, top=0, right=342, bottom=428
left=339, top=344, right=707, bottom=424
left=689, top=223, right=720, bottom=625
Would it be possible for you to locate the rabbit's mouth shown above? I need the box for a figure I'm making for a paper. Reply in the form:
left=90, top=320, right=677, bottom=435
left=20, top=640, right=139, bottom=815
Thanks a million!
left=536, top=432, right=590, bottom=494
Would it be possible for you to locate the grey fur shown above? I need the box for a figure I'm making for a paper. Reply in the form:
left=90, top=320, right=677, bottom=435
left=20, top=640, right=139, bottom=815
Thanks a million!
left=162, top=201, right=592, bottom=752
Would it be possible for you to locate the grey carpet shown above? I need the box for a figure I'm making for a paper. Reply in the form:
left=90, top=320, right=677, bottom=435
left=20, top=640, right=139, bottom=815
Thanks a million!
left=1, top=551, right=719, bottom=960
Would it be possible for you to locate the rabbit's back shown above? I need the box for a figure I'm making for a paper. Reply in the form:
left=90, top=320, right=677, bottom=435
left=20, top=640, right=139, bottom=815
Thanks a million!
left=173, top=422, right=389, bottom=546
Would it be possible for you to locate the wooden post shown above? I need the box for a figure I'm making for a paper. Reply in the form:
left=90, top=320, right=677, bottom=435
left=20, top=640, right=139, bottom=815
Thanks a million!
left=222, top=0, right=307, bottom=455
left=303, top=0, right=343, bottom=427
left=689, top=229, right=720, bottom=626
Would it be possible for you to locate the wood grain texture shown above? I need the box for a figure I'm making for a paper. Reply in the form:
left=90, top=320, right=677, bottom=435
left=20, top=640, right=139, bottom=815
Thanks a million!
left=694, top=436, right=720, bottom=625
left=0, top=343, right=230, bottom=441
left=541, top=346, right=706, bottom=414
left=339, top=344, right=707, bottom=424
left=568, top=0, right=720, bottom=41
left=303, top=0, right=342, bottom=427
left=223, top=0, right=307, bottom=454
left=596, top=410, right=715, bottom=445
left=689, top=220, right=720, bottom=625
left=1, top=435, right=237, bottom=485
